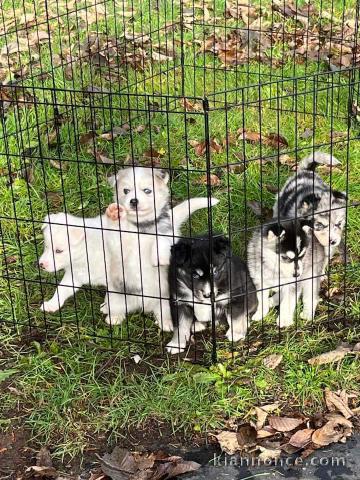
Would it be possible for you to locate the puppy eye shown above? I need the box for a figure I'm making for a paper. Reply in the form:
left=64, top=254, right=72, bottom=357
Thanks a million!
left=143, top=188, right=152, bottom=194
left=281, top=255, right=292, bottom=262
left=123, top=188, right=130, bottom=194
left=192, top=271, right=200, bottom=279
left=55, top=248, right=63, bottom=254
left=335, top=222, right=342, bottom=228
left=315, top=223, right=325, bottom=230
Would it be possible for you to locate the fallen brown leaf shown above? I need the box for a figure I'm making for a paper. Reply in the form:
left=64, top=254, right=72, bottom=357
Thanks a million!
left=257, top=445, right=282, bottom=461
left=324, top=388, right=353, bottom=419
left=196, top=174, right=221, bottom=187
left=100, top=125, right=130, bottom=141
left=25, top=466, right=58, bottom=478
left=256, top=426, right=276, bottom=438
left=268, top=416, right=304, bottom=432
left=308, top=345, right=351, bottom=366
left=215, top=431, right=240, bottom=455
left=289, top=428, right=314, bottom=448
left=237, top=128, right=261, bottom=143
left=264, top=133, right=289, bottom=149
left=312, top=415, right=353, bottom=446
left=236, top=424, right=257, bottom=448
left=36, top=446, right=52, bottom=468
left=263, top=353, right=283, bottom=369
left=189, top=138, right=223, bottom=156
left=79, top=131, right=97, bottom=145
left=4, top=256, right=17, bottom=265
left=180, top=97, right=203, bottom=111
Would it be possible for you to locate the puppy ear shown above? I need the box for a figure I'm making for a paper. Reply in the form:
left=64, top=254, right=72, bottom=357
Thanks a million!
left=69, top=226, right=85, bottom=245
left=267, top=223, right=285, bottom=241
left=172, top=242, right=190, bottom=266
left=41, top=214, right=49, bottom=231
left=213, top=236, right=230, bottom=256
left=301, top=193, right=321, bottom=212
left=108, top=175, right=117, bottom=187
left=332, top=190, right=347, bottom=203
left=154, top=169, right=169, bottom=184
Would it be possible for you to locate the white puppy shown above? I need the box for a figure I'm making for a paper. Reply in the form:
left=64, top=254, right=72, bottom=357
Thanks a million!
left=103, top=166, right=219, bottom=331
left=39, top=193, right=218, bottom=323
left=38, top=209, right=124, bottom=313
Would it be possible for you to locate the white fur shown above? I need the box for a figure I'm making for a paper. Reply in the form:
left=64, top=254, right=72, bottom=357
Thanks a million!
left=39, top=212, right=116, bottom=313
left=105, top=167, right=219, bottom=330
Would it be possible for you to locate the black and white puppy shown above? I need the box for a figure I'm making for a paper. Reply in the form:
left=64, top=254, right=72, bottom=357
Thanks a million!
left=166, top=236, right=258, bottom=353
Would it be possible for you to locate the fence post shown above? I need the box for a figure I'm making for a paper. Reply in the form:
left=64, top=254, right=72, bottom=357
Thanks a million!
left=203, top=97, right=217, bottom=363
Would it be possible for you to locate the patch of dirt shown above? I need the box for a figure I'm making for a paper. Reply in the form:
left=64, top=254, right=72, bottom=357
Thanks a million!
left=0, top=428, right=34, bottom=478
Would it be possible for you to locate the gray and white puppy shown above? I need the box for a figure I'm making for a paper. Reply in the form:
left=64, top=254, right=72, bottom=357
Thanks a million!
left=247, top=218, right=325, bottom=328
left=273, top=151, right=347, bottom=260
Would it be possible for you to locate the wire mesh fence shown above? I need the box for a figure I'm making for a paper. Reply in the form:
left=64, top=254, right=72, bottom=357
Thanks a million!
left=0, top=0, right=359, bottom=362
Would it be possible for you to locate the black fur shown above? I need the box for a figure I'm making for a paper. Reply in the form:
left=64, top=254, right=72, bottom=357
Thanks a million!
left=169, top=235, right=258, bottom=345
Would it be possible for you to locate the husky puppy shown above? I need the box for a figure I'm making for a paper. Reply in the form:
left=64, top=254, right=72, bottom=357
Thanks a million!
left=39, top=197, right=217, bottom=318
left=166, top=236, right=258, bottom=354
left=104, top=166, right=219, bottom=330
left=273, top=152, right=347, bottom=259
left=247, top=218, right=325, bottom=328
left=38, top=210, right=124, bottom=313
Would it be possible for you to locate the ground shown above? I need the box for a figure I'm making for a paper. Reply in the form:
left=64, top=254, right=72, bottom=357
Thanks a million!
left=0, top=0, right=360, bottom=470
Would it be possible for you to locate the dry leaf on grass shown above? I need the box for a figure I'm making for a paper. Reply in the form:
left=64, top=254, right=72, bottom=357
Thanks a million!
left=312, top=415, right=353, bottom=446
left=180, top=97, right=203, bottom=111
left=98, top=446, right=201, bottom=480
left=289, top=428, right=314, bottom=448
left=4, top=256, right=17, bottom=265
left=215, top=431, right=240, bottom=455
left=100, top=125, right=130, bottom=141
left=36, top=446, right=53, bottom=468
left=237, top=128, right=261, bottom=143
left=324, top=388, right=353, bottom=419
left=79, top=131, right=97, bottom=145
left=263, top=353, right=283, bottom=369
left=268, top=416, right=304, bottom=432
left=25, top=466, right=58, bottom=478
left=196, top=174, right=221, bottom=187
left=308, top=345, right=352, bottom=366
left=189, top=138, right=222, bottom=156
left=257, top=446, right=282, bottom=461
left=236, top=424, right=257, bottom=448
left=264, top=133, right=289, bottom=149
left=257, top=426, right=277, bottom=439
left=253, top=403, right=280, bottom=430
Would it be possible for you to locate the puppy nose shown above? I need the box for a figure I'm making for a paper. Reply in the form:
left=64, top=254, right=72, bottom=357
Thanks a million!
left=203, top=292, right=211, bottom=298
left=330, top=240, right=337, bottom=246
left=294, top=271, right=300, bottom=278
left=130, top=198, right=138, bottom=207
left=39, top=261, right=45, bottom=269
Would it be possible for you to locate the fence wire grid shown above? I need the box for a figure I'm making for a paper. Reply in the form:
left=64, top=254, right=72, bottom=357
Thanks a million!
left=0, top=0, right=359, bottom=362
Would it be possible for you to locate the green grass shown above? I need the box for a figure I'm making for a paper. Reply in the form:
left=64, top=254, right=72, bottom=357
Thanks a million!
left=1, top=324, right=359, bottom=459
left=0, top=0, right=360, bottom=461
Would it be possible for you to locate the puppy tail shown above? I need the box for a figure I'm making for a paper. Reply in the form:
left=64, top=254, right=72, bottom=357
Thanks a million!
left=172, top=197, right=219, bottom=229
left=299, top=151, right=340, bottom=171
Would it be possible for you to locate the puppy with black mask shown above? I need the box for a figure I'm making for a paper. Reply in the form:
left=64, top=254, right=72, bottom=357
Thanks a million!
left=166, top=235, right=258, bottom=354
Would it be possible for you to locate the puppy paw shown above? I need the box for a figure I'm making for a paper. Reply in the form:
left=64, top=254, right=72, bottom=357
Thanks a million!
left=226, top=328, right=246, bottom=342
left=106, top=203, right=126, bottom=221
left=105, top=314, right=125, bottom=326
left=40, top=300, right=59, bottom=313
left=155, top=318, right=173, bottom=332
left=166, top=344, right=185, bottom=355
left=300, top=310, right=314, bottom=322
left=276, top=315, right=294, bottom=328
left=192, top=321, right=208, bottom=333
left=251, top=310, right=264, bottom=322
left=100, top=302, right=108, bottom=314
